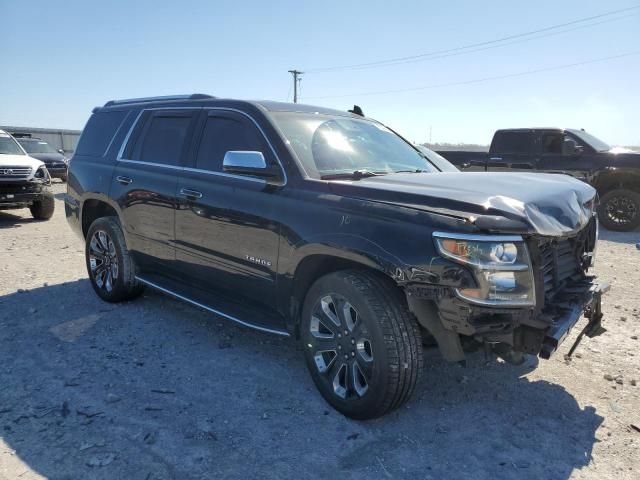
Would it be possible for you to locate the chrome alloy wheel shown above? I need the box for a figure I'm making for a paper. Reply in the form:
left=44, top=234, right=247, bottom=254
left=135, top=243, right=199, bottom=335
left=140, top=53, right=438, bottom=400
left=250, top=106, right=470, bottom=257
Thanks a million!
left=308, top=293, right=374, bottom=400
left=89, top=230, right=119, bottom=293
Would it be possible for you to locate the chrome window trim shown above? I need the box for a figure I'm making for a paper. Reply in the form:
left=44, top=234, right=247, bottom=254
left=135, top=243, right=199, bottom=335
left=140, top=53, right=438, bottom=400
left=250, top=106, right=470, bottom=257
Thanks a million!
left=115, top=106, right=287, bottom=186
left=135, top=276, right=289, bottom=336
left=432, top=231, right=524, bottom=242
left=182, top=167, right=266, bottom=184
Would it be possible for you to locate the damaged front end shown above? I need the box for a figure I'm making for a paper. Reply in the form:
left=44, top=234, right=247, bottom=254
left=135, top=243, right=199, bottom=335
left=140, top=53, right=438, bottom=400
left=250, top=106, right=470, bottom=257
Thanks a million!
left=0, top=167, right=51, bottom=208
left=405, top=214, right=607, bottom=363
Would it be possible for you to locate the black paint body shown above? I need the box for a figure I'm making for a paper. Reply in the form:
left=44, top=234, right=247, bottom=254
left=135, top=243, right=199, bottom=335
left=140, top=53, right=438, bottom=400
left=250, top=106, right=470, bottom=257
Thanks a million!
left=65, top=98, right=602, bottom=350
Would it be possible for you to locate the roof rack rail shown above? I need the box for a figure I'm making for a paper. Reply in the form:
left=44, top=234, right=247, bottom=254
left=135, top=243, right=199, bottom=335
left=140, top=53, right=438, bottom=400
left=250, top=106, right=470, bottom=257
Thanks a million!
left=103, top=93, right=214, bottom=107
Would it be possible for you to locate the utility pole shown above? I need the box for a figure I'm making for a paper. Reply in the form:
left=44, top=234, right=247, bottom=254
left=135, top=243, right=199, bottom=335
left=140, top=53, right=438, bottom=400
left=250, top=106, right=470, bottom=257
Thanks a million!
left=288, top=70, right=303, bottom=103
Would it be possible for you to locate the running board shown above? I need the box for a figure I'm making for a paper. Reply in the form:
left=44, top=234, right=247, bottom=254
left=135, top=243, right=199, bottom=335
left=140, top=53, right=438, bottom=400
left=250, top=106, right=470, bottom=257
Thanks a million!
left=135, top=275, right=290, bottom=337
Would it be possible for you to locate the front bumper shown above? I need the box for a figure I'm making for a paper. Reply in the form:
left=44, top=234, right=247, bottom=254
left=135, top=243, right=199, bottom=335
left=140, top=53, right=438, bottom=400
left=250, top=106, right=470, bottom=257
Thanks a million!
left=0, top=182, right=49, bottom=206
left=537, top=279, right=609, bottom=359
left=407, top=275, right=608, bottom=360
left=46, top=165, right=68, bottom=178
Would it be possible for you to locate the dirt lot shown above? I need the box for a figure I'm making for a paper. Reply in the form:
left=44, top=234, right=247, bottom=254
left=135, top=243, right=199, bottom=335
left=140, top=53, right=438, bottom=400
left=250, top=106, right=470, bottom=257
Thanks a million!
left=0, top=182, right=638, bottom=480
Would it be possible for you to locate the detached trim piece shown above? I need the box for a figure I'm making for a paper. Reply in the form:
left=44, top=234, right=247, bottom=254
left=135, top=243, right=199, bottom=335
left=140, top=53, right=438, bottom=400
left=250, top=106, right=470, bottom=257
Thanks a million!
left=433, top=231, right=524, bottom=242
left=135, top=276, right=290, bottom=337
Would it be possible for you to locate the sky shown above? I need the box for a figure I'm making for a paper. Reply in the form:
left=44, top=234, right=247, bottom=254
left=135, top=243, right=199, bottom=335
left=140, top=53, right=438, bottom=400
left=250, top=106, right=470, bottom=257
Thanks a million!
left=1, top=0, right=639, bottom=146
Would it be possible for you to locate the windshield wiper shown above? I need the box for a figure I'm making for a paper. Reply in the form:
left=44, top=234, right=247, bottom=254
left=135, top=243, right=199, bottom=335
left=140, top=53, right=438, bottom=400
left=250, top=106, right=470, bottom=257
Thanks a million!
left=394, top=169, right=426, bottom=173
left=320, top=169, right=388, bottom=180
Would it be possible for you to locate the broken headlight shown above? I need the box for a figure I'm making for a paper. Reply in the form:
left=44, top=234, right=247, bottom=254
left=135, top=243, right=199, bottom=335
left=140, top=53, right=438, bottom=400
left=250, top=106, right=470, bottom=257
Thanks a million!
left=433, top=232, right=535, bottom=306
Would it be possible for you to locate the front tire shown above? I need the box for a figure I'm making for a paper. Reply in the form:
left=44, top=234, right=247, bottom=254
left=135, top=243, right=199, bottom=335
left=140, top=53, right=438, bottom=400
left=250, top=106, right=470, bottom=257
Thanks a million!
left=301, top=270, right=423, bottom=419
left=85, top=217, right=143, bottom=302
left=30, top=192, right=55, bottom=220
left=598, top=189, right=640, bottom=231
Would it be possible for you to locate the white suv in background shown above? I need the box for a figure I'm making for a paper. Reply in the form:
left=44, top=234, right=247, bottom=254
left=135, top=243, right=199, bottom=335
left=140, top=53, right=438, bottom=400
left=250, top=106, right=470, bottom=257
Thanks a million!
left=0, top=129, right=55, bottom=220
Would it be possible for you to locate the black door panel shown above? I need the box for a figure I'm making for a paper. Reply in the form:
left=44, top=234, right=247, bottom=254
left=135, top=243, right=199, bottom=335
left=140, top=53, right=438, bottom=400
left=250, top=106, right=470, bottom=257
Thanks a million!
left=111, top=162, right=180, bottom=269
left=175, top=109, right=282, bottom=311
left=111, top=108, right=199, bottom=272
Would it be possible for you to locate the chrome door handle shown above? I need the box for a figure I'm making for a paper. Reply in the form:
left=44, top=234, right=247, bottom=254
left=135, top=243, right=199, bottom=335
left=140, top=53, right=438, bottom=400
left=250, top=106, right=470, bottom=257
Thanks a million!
left=116, top=176, right=133, bottom=185
left=179, top=188, right=203, bottom=200
left=489, top=157, right=503, bottom=161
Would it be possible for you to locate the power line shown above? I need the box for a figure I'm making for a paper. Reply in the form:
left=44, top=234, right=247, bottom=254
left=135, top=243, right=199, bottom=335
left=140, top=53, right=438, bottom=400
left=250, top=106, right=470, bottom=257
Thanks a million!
left=314, top=13, right=638, bottom=72
left=304, top=5, right=640, bottom=73
left=302, top=51, right=639, bottom=100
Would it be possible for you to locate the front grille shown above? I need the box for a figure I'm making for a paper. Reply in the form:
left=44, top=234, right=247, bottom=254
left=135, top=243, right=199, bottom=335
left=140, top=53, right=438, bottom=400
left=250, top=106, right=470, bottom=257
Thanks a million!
left=535, top=217, right=597, bottom=305
left=0, top=166, right=32, bottom=180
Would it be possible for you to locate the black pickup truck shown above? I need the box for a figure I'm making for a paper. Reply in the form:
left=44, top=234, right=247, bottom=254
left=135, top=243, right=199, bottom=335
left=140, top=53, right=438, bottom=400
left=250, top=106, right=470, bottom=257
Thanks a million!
left=438, top=128, right=640, bottom=231
left=66, top=96, right=608, bottom=419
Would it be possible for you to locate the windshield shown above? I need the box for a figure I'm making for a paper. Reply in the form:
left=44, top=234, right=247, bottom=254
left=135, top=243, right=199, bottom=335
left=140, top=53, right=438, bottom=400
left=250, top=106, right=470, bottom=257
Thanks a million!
left=271, top=112, right=437, bottom=179
left=415, top=145, right=459, bottom=172
left=17, top=138, right=58, bottom=154
left=0, top=134, right=26, bottom=155
left=568, top=129, right=611, bottom=152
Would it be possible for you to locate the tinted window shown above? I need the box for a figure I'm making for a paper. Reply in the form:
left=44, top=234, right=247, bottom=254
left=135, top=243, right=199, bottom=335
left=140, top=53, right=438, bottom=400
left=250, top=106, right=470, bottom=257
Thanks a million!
left=541, top=132, right=563, bottom=154
left=75, top=110, right=127, bottom=156
left=132, top=115, right=192, bottom=165
left=492, top=131, right=532, bottom=154
left=196, top=115, right=266, bottom=172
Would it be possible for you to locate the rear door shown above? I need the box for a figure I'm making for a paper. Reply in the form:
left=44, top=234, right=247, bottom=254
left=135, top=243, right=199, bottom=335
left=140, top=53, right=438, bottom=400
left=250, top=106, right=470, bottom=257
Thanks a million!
left=175, top=109, right=283, bottom=308
left=487, top=130, right=536, bottom=172
left=111, top=108, right=199, bottom=272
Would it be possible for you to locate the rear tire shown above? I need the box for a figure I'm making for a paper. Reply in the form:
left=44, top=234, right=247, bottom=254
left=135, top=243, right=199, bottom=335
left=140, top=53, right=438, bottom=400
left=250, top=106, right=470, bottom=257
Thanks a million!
left=30, top=192, right=55, bottom=220
left=300, top=270, right=423, bottom=419
left=598, top=189, right=640, bottom=231
left=85, top=217, right=144, bottom=302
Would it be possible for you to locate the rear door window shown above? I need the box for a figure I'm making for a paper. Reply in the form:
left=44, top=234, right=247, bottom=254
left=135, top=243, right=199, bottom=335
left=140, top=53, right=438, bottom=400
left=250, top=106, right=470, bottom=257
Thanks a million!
left=491, top=131, right=532, bottom=154
left=75, top=110, right=128, bottom=157
left=126, top=110, right=197, bottom=166
left=195, top=112, right=271, bottom=172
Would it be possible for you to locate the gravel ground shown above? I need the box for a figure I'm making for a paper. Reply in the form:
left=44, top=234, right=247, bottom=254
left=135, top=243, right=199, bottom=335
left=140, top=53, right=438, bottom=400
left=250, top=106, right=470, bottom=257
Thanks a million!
left=0, top=182, right=638, bottom=480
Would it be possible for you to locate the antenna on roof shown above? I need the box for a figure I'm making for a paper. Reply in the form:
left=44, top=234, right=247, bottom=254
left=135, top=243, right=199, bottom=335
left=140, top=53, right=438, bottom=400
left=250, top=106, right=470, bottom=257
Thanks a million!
left=348, top=105, right=364, bottom=117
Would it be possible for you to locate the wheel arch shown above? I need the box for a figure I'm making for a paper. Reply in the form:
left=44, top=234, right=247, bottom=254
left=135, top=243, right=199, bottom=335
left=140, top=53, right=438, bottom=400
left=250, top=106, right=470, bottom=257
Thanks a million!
left=593, top=170, right=640, bottom=196
left=284, top=241, right=406, bottom=336
left=80, top=196, right=121, bottom=239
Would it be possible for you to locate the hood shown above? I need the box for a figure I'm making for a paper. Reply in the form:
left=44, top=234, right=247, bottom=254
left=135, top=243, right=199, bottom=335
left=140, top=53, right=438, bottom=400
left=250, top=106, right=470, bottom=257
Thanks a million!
left=27, top=152, right=66, bottom=163
left=328, top=172, right=596, bottom=237
left=0, top=154, right=44, bottom=170
left=0, top=154, right=45, bottom=181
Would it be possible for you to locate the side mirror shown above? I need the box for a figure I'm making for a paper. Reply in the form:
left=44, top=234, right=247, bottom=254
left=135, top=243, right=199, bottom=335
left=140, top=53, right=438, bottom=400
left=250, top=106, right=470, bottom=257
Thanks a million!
left=562, top=138, right=578, bottom=155
left=222, top=151, right=282, bottom=181
left=58, top=149, right=65, bottom=155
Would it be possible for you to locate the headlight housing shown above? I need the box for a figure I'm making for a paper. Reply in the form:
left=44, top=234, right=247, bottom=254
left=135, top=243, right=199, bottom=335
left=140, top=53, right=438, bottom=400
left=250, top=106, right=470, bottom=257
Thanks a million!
left=433, top=232, right=535, bottom=306
left=33, top=166, right=51, bottom=182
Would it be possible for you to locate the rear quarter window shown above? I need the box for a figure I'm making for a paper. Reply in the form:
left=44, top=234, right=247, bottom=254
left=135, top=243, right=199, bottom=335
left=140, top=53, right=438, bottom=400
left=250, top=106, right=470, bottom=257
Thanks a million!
left=75, top=110, right=128, bottom=157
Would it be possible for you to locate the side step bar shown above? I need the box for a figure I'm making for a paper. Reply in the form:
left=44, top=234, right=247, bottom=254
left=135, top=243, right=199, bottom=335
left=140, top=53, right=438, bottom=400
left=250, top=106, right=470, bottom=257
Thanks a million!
left=135, top=275, right=290, bottom=337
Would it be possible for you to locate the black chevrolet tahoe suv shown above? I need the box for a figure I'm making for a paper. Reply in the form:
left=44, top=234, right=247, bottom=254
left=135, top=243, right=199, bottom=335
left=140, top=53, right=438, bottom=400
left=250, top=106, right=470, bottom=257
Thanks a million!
left=66, top=95, right=608, bottom=419
left=438, top=128, right=640, bottom=231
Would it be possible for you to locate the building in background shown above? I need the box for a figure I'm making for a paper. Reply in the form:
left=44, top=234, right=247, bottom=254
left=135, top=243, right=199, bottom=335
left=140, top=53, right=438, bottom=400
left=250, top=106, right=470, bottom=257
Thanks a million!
left=0, top=126, right=81, bottom=155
